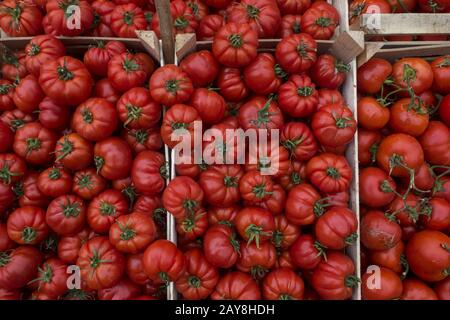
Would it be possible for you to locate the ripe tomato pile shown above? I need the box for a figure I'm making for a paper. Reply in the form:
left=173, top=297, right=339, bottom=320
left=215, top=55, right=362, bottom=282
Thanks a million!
left=357, top=55, right=450, bottom=300
left=0, top=0, right=340, bottom=40
left=349, top=0, right=450, bottom=41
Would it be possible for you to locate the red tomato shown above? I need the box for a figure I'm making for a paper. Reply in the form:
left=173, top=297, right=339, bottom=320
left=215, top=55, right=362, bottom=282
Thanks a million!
left=315, top=207, right=358, bottom=250
left=289, top=234, right=324, bottom=270
left=126, top=253, right=148, bottom=285
left=277, top=0, right=311, bottom=15
left=38, top=97, right=70, bottom=131
left=434, top=176, right=450, bottom=202
left=143, top=239, right=186, bottom=283
left=110, top=3, right=147, bottom=37
left=32, top=258, right=68, bottom=298
left=236, top=241, right=276, bottom=279
left=211, top=271, right=261, bottom=300
left=25, top=35, right=65, bottom=77
left=94, top=78, right=121, bottom=105
left=7, top=206, right=49, bottom=245
left=285, top=183, right=324, bottom=225
left=160, top=103, right=200, bottom=148
left=235, top=207, right=274, bottom=247
left=13, top=122, right=57, bottom=166
left=212, top=22, right=258, bottom=68
left=207, top=205, right=239, bottom=226
left=151, top=0, right=198, bottom=37
left=46, top=195, right=86, bottom=236
left=0, top=246, right=42, bottom=290
left=405, top=162, right=435, bottom=192
left=359, top=167, right=396, bottom=207
left=0, top=80, right=15, bottom=112
left=262, top=267, right=305, bottom=300
left=98, top=278, right=141, bottom=300
left=17, top=172, right=50, bottom=208
left=1, top=51, right=28, bottom=82
left=357, top=58, right=392, bottom=95
left=277, top=160, right=307, bottom=191
left=244, top=53, right=287, bottom=95
left=301, top=3, right=339, bottom=40
left=46, top=0, right=94, bottom=36
left=439, top=94, right=450, bottom=126
left=180, top=50, right=219, bottom=88
left=369, top=241, right=404, bottom=273
left=278, top=74, right=318, bottom=118
left=77, top=236, right=125, bottom=290
left=0, top=223, right=15, bottom=251
left=388, top=193, right=421, bottom=227
left=108, top=53, right=147, bottom=93
left=162, top=176, right=204, bottom=220
left=186, top=0, right=209, bottom=21
left=275, top=33, right=317, bottom=74
left=311, top=251, right=358, bottom=300
left=190, top=88, right=226, bottom=125
left=131, top=150, right=166, bottom=196
left=358, top=129, right=381, bottom=166
left=58, top=228, right=94, bottom=264
left=197, top=14, right=225, bottom=40
left=419, top=197, right=450, bottom=231
left=217, top=67, right=249, bottom=102
left=357, top=96, right=390, bottom=131
left=0, top=122, right=14, bottom=153
left=94, top=137, right=132, bottom=180
left=317, top=88, right=344, bottom=109
left=90, top=0, right=116, bottom=37
left=175, top=248, right=219, bottom=300
left=72, top=168, right=107, bottom=200
left=249, top=183, right=287, bottom=215
left=434, top=277, right=450, bottom=300
left=419, top=121, right=450, bottom=166
left=149, top=64, right=193, bottom=107
left=386, top=0, right=417, bottom=12
left=361, top=210, right=402, bottom=250
left=13, top=75, right=44, bottom=114
left=87, top=189, right=128, bottom=233
left=238, top=171, right=274, bottom=203
left=349, top=0, right=392, bottom=24
left=227, top=0, right=281, bottom=38
left=392, top=57, right=434, bottom=95
left=272, top=214, right=299, bottom=249
left=176, top=206, right=208, bottom=240
left=84, top=41, right=127, bottom=77
left=0, top=0, right=43, bottom=36
left=306, top=153, right=352, bottom=194
left=431, top=55, right=450, bottom=95
left=39, top=56, right=93, bottom=106
left=401, top=279, right=438, bottom=300
left=0, top=153, right=27, bottom=185
left=277, top=14, right=302, bottom=38
left=203, top=224, right=240, bottom=268
left=361, top=267, right=403, bottom=300
left=389, top=98, right=429, bottom=136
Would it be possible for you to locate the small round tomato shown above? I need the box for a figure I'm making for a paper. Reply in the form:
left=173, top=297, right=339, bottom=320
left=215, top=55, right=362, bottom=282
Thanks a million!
left=143, top=239, right=185, bottom=284
left=311, top=252, right=358, bottom=300
left=149, top=64, right=193, bottom=107
left=361, top=267, right=402, bottom=300
left=162, top=176, right=204, bottom=220
left=275, top=33, right=317, bottom=74
left=190, top=88, right=226, bottom=125
left=289, top=234, right=325, bottom=270
left=377, top=133, right=424, bottom=177
left=235, top=207, right=274, bottom=247
left=301, top=3, right=339, bottom=40
left=13, top=75, right=44, bottom=114
left=419, top=197, right=450, bottom=232
left=212, top=22, right=258, bottom=68
left=32, top=258, right=68, bottom=298
left=180, top=50, right=219, bottom=87
left=131, top=150, right=166, bottom=196
left=357, top=96, right=390, bottom=131
left=358, top=129, right=381, bottom=166
left=94, top=137, right=132, bottom=180
left=278, top=74, right=318, bottom=118
left=46, top=195, right=86, bottom=236
left=217, top=67, right=249, bottom=102
left=431, top=55, right=450, bottom=95
left=315, top=207, right=358, bottom=250
left=109, top=212, right=157, bottom=254
left=285, top=183, right=324, bottom=225
left=110, top=3, right=147, bottom=38
left=176, top=206, right=208, bottom=241
left=197, top=14, right=225, bottom=40
left=84, top=41, right=126, bottom=77
left=277, top=14, right=302, bottom=38
left=277, top=160, right=306, bottom=191
left=25, top=35, right=66, bottom=77
left=389, top=98, right=429, bottom=136
left=203, top=224, right=240, bottom=268
left=7, top=206, right=49, bottom=245
left=108, top=53, right=147, bottom=93
left=0, top=246, right=42, bottom=290
left=361, top=210, right=402, bottom=250
left=359, top=167, right=396, bottom=207
left=419, top=121, right=450, bottom=166
left=244, top=53, right=288, bottom=95
left=77, top=236, right=125, bottom=290
left=58, top=228, right=94, bottom=264
left=357, top=58, right=392, bottom=95
left=262, top=267, right=305, bottom=300
left=392, top=57, right=433, bottom=95
left=306, top=153, right=352, bottom=194
left=39, top=56, right=93, bottom=106
left=94, top=78, right=121, bottom=105
left=175, top=248, right=219, bottom=300
left=87, top=189, right=128, bottom=233
left=211, top=271, right=261, bottom=300
left=117, top=87, right=161, bottom=129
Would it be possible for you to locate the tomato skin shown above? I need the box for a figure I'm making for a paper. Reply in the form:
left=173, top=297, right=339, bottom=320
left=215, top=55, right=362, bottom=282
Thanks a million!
left=87, top=189, right=128, bottom=233
left=151, top=0, right=198, bottom=37
left=434, top=176, right=450, bottom=202
left=311, top=251, right=357, bottom=300
left=109, top=212, right=157, bottom=254
left=358, top=129, right=381, bottom=166
left=401, top=279, right=438, bottom=300
left=431, top=56, right=450, bottom=95
left=235, top=207, right=274, bottom=246
left=72, top=98, right=118, bottom=142
left=84, top=41, right=126, bottom=77
left=361, top=211, right=402, bottom=250
left=197, top=14, right=225, bottom=40
left=392, top=57, right=434, bottom=95
left=306, top=153, right=352, bottom=194
left=211, top=271, right=261, bottom=300
left=285, top=183, right=323, bottom=225
left=350, top=0, right=392, bottom=24
left=311, top=54, right=348, bottom=89
left=0, top=288, right=21, bottom=300
left=7, top=206, right=49, bottom=245
left=0, top=182, right=14, bottom=216
left=180, top=50, right=219, bottom=87
left=361, top=267, right=403, bottom=300
left=18, top=172, right=51, bottom=208
left=315, top=207, right=358, bottom=250
left=357, top=58, right=392, bottom=95
left=131, top=150, right=166, bottom=196
left=33, top=258, right=69, bottom=298
left=72, top=168, right=107, bottom=201
left=275, top=33, right=317, bottom=74
left=419, top=197, right=450, bottom=231
left=207, top=206, right=239, bottom=226
left=160, top=103, right=200, bottom=148
left=46, top=195, right=86, bottom=236
left=277, top=0, right=311, bottom=14
left=359, top=167, right=396, bottom=207
left=406, top=230, right=450, bottom=282
left=236, top=241, right=276, bottom=277
left=0, top=0, right=43, bottom=36
left=377, top=133, right=424, bottom=177
left=243, top=53, right=286, bottom=95
left=317, top=88, right=344, bottom=109
left=94, top=137, right=132, bottom=180
left=434, top=277, right=450, bottom=300
left=0, top=223, right=16, bottom=251
left=46, top=0, right=94, bottom=36
left=212, top=22, right=258, bottom=68
left=289, top=234, right=323, bottom=270
left=389, top=98, right=429, bottom=136
left=0, top=122, right=14, bottom=153
left=0, top=246, right=42, bottom=290
left=439, top=94, right=450, bottom=126
left=0, top=79, right=15, bottom=112
left=419, top=121, right=450, bottom=166
left=149, top=64, right=194, bottom=107
left=277, top=14, right=302, bottom=38
left=77, top=236, right=125, bottom=290
left=238, top=171, right=274, bottom=203
left=0, top=153, right=27, bottom=185
left=25, top=35, right=66, bottom=77
left=117, top=87, right=161, bottom=129
left=94, top=78, right=121, bottom=105
left=312, top=103, right=356, bottom=148
left=38, top=97, right=70, bottom=131
left=369, top=241, right=404, bottom=273
left=58, top=228, right=94, bottom=264
left=278, top=74, right=318, bottom=118
left=301, top=3, right=339, bottom=40
left=143, top=239, right=186, bottom=283
left=357, top=96, right=390, bottom=131
left=277, top=160, right=306, bottom=191
left=39, top=56, right=93, bottom=106
left=262, top=267, right=305, bottom=300
left=163, top=176, right=204, bottom=220
left=13, top=75, right=44, bottom=114
left=199, top=165, right=243, bottom=207
left=191, top=88, right=226, bottom=125
left=98, top=278, right=141, bottom=300
left=176, top=248, right=219, bottom=300
left=203, top=224, right=240, bottom=268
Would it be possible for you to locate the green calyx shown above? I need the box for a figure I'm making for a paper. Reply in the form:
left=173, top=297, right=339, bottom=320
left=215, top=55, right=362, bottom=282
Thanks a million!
left=279, top=294, right=293, bottom=300
left=228, top=34, right=243, bottom=48
left=122, top=56, right=140, bottom=73
left=125, top=104, right=142, bottom=126
left=57, top=60, right=74, bottom=81
left=76, top=173, right=92, bottom=190
left=183, top=199, right=198, bottom=215
left=335, top=116, right=353, bottom=129
left=250, top=265, right=268, bottom=280
left=62, top=199, right=81, bottom=218
left=89, top=249, right=110, bottom=269
left=123, top=11, right=135, bottom=26
left=22, top=227, right=37, bottom=244
left=246, top=5, right=260, bottom=19
left=94, top=156, right=104, bottom=174
left=292, top=21, right=301, bottom=34
left=26, top=137, right=41, bottom=155
left=344, top=275, right=360, bottom=288
left=0, top=163, right=21, bottom=185
left=56, top=136, right=74, bottom=162
left=188, top=275, right=201, bottom=288
left=100, top=201, right=116, bottom=216
left=82, top=108, right=93, bottom=124
left=166, top=79, right=179, bottom=93
left=326, top=167, right=341, bottom=179
left=252, top=183, right=272, bottom=199
left=297, top=86, right=314, bottom=97
left=245, top=224, right=271, bottom=248
left=316, top=17, right=332, bottom=27
left=133, top=129, right=149, bottom=144
left=0, top=83, right=12, bottom=95
left=345, top=232, right=358, bottom=245
left=174, top=17, right=189, bottom=30
left=313, top=198, right=330, bottom=217
left=0, top=251, right=11, bottom=267
left=160, top=163, right=168, bottom=179
left=171, top=122, right=188, bottom=130
left=28, top=43, right=40, bottom=56
left=49, top=168, right=61, bottom=180
left=223, top=175, right=238, bottom=187
left=118, top=221, right=136, bottom=241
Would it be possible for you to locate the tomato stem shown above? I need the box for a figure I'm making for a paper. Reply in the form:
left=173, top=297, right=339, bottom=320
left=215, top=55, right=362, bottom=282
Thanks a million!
left=174, top=17, right=189, bottom=30
left=123, top=56, right=140, bottom=73
left=223, top=175, right=238, bottom=187
left=279, top=294, right=292, bottom=300
left=0, top=163, right=21, bottom=184
left=94, top=156, right=104, bottom=174
left=297, top=86, right=314, bottom=97
left=26, top=137, right=41, bottom=155
left=49, top=167, right=61, bottom=180
left=57, top=60, right=74, bottom=81
left=56, top=135, right=74, bottom=162
left=63, top=198, right=81, bottom=218
left=326, top=167, right=340, bottom=179
left=246, top=4, right=260, bottom=19
left=314, top=241, right=327, bottom=260
left=165, top=79, right=179, bottom=93
left=245, top=224, right=271, bottom=248
left=344, top=232, right=358, bottom=245
left=125, top=104, right=142, bottom=127
left=28, top=43, right=40, bottom=56
left=274, top=64, right=288, bottom=80
left=0, top=251, right=11, bottom=267
left=315, top=17, right=332, bottom=27
left=22, top=227, right=37, bottom=244
left=82, top=108, right=93, bottom=124
left=123, top=11, right=135, bottom=26
left=228, top=34, right=243, bottom=48
left=344, top=275, right=360, bottom=288
left=252, top=183, right=272, bottom=199
left=188, top=275, right=201, bottom=288
left=100, top=201, right=116, bottom=216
